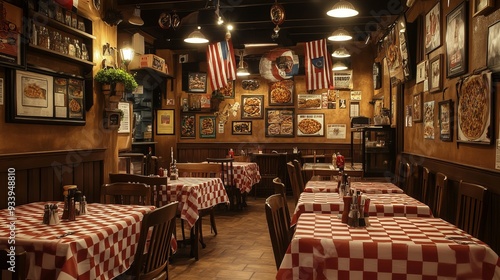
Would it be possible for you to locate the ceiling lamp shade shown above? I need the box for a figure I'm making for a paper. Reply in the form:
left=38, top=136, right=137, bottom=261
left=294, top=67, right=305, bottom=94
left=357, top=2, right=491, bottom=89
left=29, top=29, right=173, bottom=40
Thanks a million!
left=184, top=27, right=209, bottom=44
left=332, top=47, right=351, bottom=58
left=332, top=61, right=348, bottom=71
left=236, top=50, right=250, bottom=76
left=328, top=28, right=352, bottom=41
left=327, top=0, right=359, bottom=18
left=129, top=6, right=144, bottom=26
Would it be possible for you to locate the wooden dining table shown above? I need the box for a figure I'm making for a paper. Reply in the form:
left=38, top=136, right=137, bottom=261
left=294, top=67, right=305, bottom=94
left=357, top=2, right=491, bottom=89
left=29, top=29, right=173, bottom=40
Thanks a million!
left=278, top=213, right=500, bottom=279
left=304, top=180, right=404, bottom=194
left=232, top=162, right=261, bottom=194
left=0, top=202, right=155, bottom=280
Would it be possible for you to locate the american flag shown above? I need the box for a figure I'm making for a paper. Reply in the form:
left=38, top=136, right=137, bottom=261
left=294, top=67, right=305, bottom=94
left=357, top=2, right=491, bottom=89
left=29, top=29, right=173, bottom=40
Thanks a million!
left=206, top=39, right=237, bottom=91
left=304, top=39, right=332, bottom=91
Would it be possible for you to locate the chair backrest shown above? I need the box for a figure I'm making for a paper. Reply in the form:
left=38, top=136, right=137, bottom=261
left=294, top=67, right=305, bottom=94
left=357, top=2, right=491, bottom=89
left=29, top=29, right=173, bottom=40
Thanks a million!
left=206, top=158, right=235, bottom=187
left=109, top=173, right=167, bottom=207
left=233, top=155, right=250, bottom=162
left=432, top=172, right=448, bottom=218
left=0, top=249, right=26, bottom=280
left=176, top=163, right=221, bottom=178
left=292, top=159, right=305, bottom=192
left=101, top=182, right=151, bottom=205
left=455, top=180, right=487, bottom=238
left=272, top=177, right=291, bottom=228
left=265, top=194, right=292, bottom=270
left=393, top=154, right=404, bottom=186
left=406, top=163, right=419, bottom=198
left=286, top=161, right=301, bottom=205
left=421, top=167, right=430, bottom=204
left=126, top=201, right=178, bottom=280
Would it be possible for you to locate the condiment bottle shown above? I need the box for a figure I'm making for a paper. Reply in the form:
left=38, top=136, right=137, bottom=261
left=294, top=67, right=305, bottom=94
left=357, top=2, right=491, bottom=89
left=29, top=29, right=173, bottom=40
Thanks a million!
left=228, top=148, right=234, bottom=158
left=341, top=196, right=352, bottom=224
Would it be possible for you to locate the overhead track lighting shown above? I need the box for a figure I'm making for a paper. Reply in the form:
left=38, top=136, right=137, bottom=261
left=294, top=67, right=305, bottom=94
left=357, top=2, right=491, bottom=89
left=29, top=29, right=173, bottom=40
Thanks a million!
left=327, top=0, right=359, bottom=18
left=332, top=47, right=351, bottom=58
left=129, top=6, right=144, bottom=26
left=328, top=28, right=352, bottom=41
left=332, top=61, right=348, bottom=71
left=184, top=26, right=209, bottom=44
left=236, top=50, right=250, bottom=77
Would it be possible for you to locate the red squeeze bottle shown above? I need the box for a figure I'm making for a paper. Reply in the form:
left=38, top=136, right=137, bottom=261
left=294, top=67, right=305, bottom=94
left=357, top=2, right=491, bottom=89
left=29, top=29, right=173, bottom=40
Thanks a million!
left=229, top=148, right=234, bottom=158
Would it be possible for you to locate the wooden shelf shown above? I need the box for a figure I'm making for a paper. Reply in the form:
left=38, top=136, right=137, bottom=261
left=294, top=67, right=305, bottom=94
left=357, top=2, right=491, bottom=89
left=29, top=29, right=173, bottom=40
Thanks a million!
left=29, top=44, right=95, bottom=67
left=30, top=11, right=96, bottom=40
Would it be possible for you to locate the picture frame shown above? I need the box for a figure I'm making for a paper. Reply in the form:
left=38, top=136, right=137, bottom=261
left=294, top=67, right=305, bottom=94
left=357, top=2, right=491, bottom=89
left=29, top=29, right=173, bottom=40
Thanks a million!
left=416, top=60, right=428, bottom=84
left=349, top=101, right=360, bottom=118
left=187, top=72, right=207, bottom=93
left=487, top=21, right=500, bottom=72
left=446, top=2, right=467, bottom=78
left=199, top=116, right=216, bottom=138
left=265, top=108, right=294, bottom=137
left=425, top=3, right=441, bottom=54
left=268, top=80, right=294, bottom=105
left=241, top=95, right=264, bottom=119
left=423, top=100, right=435, bottom=139
left=117, top=102, right=130, bottom=134
left=412, top=92, right=423, bottom=123
left=438, top=99, right=453, bottom=141
left=232, top=121, right=252, bottom=135
left=0, top=1, right=26, bottom=69
left=180, top=114, right=196, bottom=138
left=6, top=68, right=86, bottom=125
left=428, top=54, right=442, bottom=93
left=297, top=113, right=324, bottom=136
left=297, top=94, right=322, bottom=109
left=217, top=80, right=235, bottom=99
left=241, top=79, right=260, bottom=91
left=326, top=124, right=346, bottom=139
left=472, top=0, right=495, bottom=17
left=156, top=109, right=175, bottom=135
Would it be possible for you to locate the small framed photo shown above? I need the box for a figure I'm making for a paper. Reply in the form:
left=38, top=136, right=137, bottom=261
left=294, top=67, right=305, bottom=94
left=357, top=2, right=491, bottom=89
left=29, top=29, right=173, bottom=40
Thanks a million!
left=425, top=3, right=441, bottom=54
left=349, top=101, right=360, bottom=117
left=180, top=114, right=196, bottom=138
left=487, top=21, right=500, bottom=72
left=199, top=116, right=216, bottom=138
left=413, top=92, right=423, bottom=123
left=241, top=95, right=264, bottom=119
left=0, top=2, right=25, bottom=69
left=297, top=113, right=324, bottom=136
left=416, top=60, right=428, bottom=84
left=446, top=2, right=467, bottom=78
left=438, top=99, right=453, bottom=141
left=428, top=54, right=442, bottom=93
left=297, top=94, right=322, bottom=109
left=269, top=80, right=294, bottom=105
left=473, top=0, right=495, bottom=17
left=217, top=80, right=235, bottom=99
left=232, top=121, right=252, bottom=135
left=187, top=72, right=207, bottom=93
left=265, top=108, right=294, bottom=137
left=156, top=109, right=175, bottom=135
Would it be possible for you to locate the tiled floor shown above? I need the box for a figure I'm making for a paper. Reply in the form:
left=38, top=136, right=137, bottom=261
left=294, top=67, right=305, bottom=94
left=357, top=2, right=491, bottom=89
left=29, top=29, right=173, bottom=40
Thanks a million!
left=169, top=197, right=286, bottom=280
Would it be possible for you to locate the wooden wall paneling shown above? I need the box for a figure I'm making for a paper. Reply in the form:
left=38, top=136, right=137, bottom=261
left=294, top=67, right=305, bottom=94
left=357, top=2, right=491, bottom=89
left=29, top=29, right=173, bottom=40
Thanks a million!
left=91, top=161, right=103, bottom=203
left=483, top=193, right=500, bottom=254
left=52, top=165, right=63, bottom=201
left=28, top=168, right=41, bottom=203
left=0, top=173, right=6, bottom=209
left=40, top=167, right=55, bottom=203
left=15, top=169, right=28, bottom=206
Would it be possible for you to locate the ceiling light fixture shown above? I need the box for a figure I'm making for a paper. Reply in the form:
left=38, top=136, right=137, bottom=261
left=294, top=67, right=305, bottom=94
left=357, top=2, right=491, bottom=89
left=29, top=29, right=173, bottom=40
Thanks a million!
left=328, top=28, right=352, bottom=41
left=327, top=0, right=359, bottom=18
left=332, top=61, right=348, bottom=71
left=332, top=47, right=351, bottom=58
left=236, top=50, right=250, bottom=77
left=129, top=6, right=144, bottom=26
left=184, top=26, right=209, bottom=44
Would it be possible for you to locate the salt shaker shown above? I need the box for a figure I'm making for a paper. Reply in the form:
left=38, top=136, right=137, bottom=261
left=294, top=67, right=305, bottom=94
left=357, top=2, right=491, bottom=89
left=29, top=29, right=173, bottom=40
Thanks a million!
left=80, top=196, right=87, bottom=215
left=43, top=204, right=50, bottom=224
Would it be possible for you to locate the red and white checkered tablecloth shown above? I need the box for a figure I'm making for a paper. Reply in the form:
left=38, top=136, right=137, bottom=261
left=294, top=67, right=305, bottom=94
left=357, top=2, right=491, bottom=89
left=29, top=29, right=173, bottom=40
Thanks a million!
left=233, top=162, right=261, bottom=194
left=0, top=202, right=154, bottom=280
left=304, top=181, right=404, bottom=194
left=158, top=177, right=229, bottom=228
left=277, top=213, right=500, bottom=279
left=291, top=192, right=432, bottom=225
left=304, top=180, right=339, bottom=193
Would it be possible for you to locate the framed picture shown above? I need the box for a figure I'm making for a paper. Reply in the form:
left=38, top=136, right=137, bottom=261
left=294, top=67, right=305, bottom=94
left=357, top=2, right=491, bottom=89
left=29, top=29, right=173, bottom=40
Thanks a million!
left=425, top=3, right=441, bottom=54
left=416, top=60, right=428, bottom=84
left=423, top=100, right=435, bottom=139
left=269, top=80, right=294, bottom=105
left=297, top=94, right=322, bottom=109
left=413, top=92, right=423, bottom=123
left=265, top=108, right=294, bottom=137
left=117, top=102, right=130, bottom=134
left=199, top=116, right=216, bottom=138
left=297, top=113, right=324, bottom=136
left=232, top=121, right=252, bottom=135
left=349, top=101, right=360, bottom=117
left=241, top=79, right=260, bottom=91
left=6, top=68, right=86, bottom=125
left=241, top=95, right=264, bottom=119
left=217, top=80, right=235, bottom=99
left=0, top=2, right=25, bottom=69
left=350, top=91, right=361, bottom=101
left=446, top=2, right=467, bottom=78
left=487, top=21, right=500, bottom=72
left=326, top=124, right=346, bottom=139
left=457, top=71, right=492, bottom=144
left=156, top=109, right=175, bottom=135
left=180, top=114, right=196, bottom=138
left=473, top=0, right=495, bottom=17
left=187, top=72, right=207, bottom=93
left=438, top=99, right=453, bottom=141
left=428, top=55, right=442, bottom=93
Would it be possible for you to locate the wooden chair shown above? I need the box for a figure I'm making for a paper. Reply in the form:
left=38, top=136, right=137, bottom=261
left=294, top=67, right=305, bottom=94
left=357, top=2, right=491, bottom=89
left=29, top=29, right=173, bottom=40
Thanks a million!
left=421, top=167, right=430, bottom=205
left=251, top=153, right=283, bottom=198
left=0, top=248, right=27, bottom=280
left=272, top=177, right=291, bottom=229
left=121, top=201, right=178, bottom=280
left=101, top=182, right=151, bottom=205
left=286, top=161, right=301, bottom=205
left=432, top=172, right=448, bottom=218
left=393, top=154, right=404, bottom=187
left=292, top=159, right=305, bottom=193
left=265, top=194, right=293, bottom=270
left=206, top=158, right=239, bottom=209
left=406, top=163, right=419, bottom=199
left=109, top=173, right=167, bottom=207
left=455, top=181, right=487, bottom=238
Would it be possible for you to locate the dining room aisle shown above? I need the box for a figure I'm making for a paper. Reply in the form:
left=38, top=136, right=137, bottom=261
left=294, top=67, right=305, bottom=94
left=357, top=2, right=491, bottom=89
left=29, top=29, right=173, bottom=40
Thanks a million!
left=170, top=197, right=285, bottom=280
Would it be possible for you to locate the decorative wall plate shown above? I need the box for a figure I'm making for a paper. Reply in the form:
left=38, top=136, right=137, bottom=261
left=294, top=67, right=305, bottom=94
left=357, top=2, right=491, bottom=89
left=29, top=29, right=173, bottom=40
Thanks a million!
left=270, top=4, right=285, bottom=25
left=159, top=13, right=171, bottom=29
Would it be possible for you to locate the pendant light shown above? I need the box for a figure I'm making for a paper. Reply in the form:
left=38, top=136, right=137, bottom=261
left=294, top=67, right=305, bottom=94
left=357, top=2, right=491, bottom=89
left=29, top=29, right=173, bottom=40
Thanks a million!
left=236, top=50, right=250, bottom=77
left=129, top=6, right=144, bottom=26
left=332, top=47, right=351, bottom=58
left=328, top=28, right=352, bottom=41
left=184, top=26, right=209, bottom=44
left=327, top=0, right=359, bottom=18
left=332, top=61, right=348, bottom=71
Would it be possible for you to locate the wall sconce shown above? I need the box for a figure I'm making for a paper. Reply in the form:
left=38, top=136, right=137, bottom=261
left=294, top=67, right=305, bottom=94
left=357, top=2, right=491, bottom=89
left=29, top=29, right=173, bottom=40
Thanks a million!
left=120, top=47, right=135, bottom=71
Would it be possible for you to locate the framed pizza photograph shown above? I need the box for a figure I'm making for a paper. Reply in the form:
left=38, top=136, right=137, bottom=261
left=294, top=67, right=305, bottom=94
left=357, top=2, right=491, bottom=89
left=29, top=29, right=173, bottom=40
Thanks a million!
left=297, top=114, right=324, bottom=136
left=428, top=55, right=442, bottom=93
left=269, top=80, right=294, bottom=105
left=423, top=100, right=435, bottom=140
left=265, top=108, right=294, bottom=137
left=487, top=21, right=500, bottom=72
left=241, top=95, right=264, bottom=119
left=446, top=2, right=467, bottom=78
left=180, top=114, right=196, bottom=138
left=457, top=71, right=492, bottom=144
left=199, top=116, right=216, bottom=138
left=425, top=3, right=441, bottom=54
left=438, top=99, right=453, bottom=142
left=472, top=0, right=495, bottom=17
left=413, top=92, right=423, bottom=123
left=187, top=72, right=207, bottom=93
left=232, top=121, right=252, bottom=135
left=297, top=94, right=322, bottom=109
left=217, top=80, right=235, bottom=99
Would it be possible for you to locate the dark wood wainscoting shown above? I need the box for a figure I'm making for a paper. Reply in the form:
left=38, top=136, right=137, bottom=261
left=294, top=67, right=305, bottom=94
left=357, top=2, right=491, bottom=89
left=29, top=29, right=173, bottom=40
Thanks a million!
left=0, top=149, right=105, bottom=209
left=402, top=153, right=500, bottom=254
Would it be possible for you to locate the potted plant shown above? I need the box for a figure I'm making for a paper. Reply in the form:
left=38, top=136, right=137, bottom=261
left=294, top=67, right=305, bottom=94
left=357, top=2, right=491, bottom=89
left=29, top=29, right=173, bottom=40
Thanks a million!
left=95, top=67, right=138, bottom=96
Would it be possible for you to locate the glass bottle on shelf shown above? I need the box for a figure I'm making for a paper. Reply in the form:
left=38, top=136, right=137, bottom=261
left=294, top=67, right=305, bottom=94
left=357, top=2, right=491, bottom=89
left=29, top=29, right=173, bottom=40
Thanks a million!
left=74, top=39, right=81, bottom=59
left=67, top=38, right=76, bottom=57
